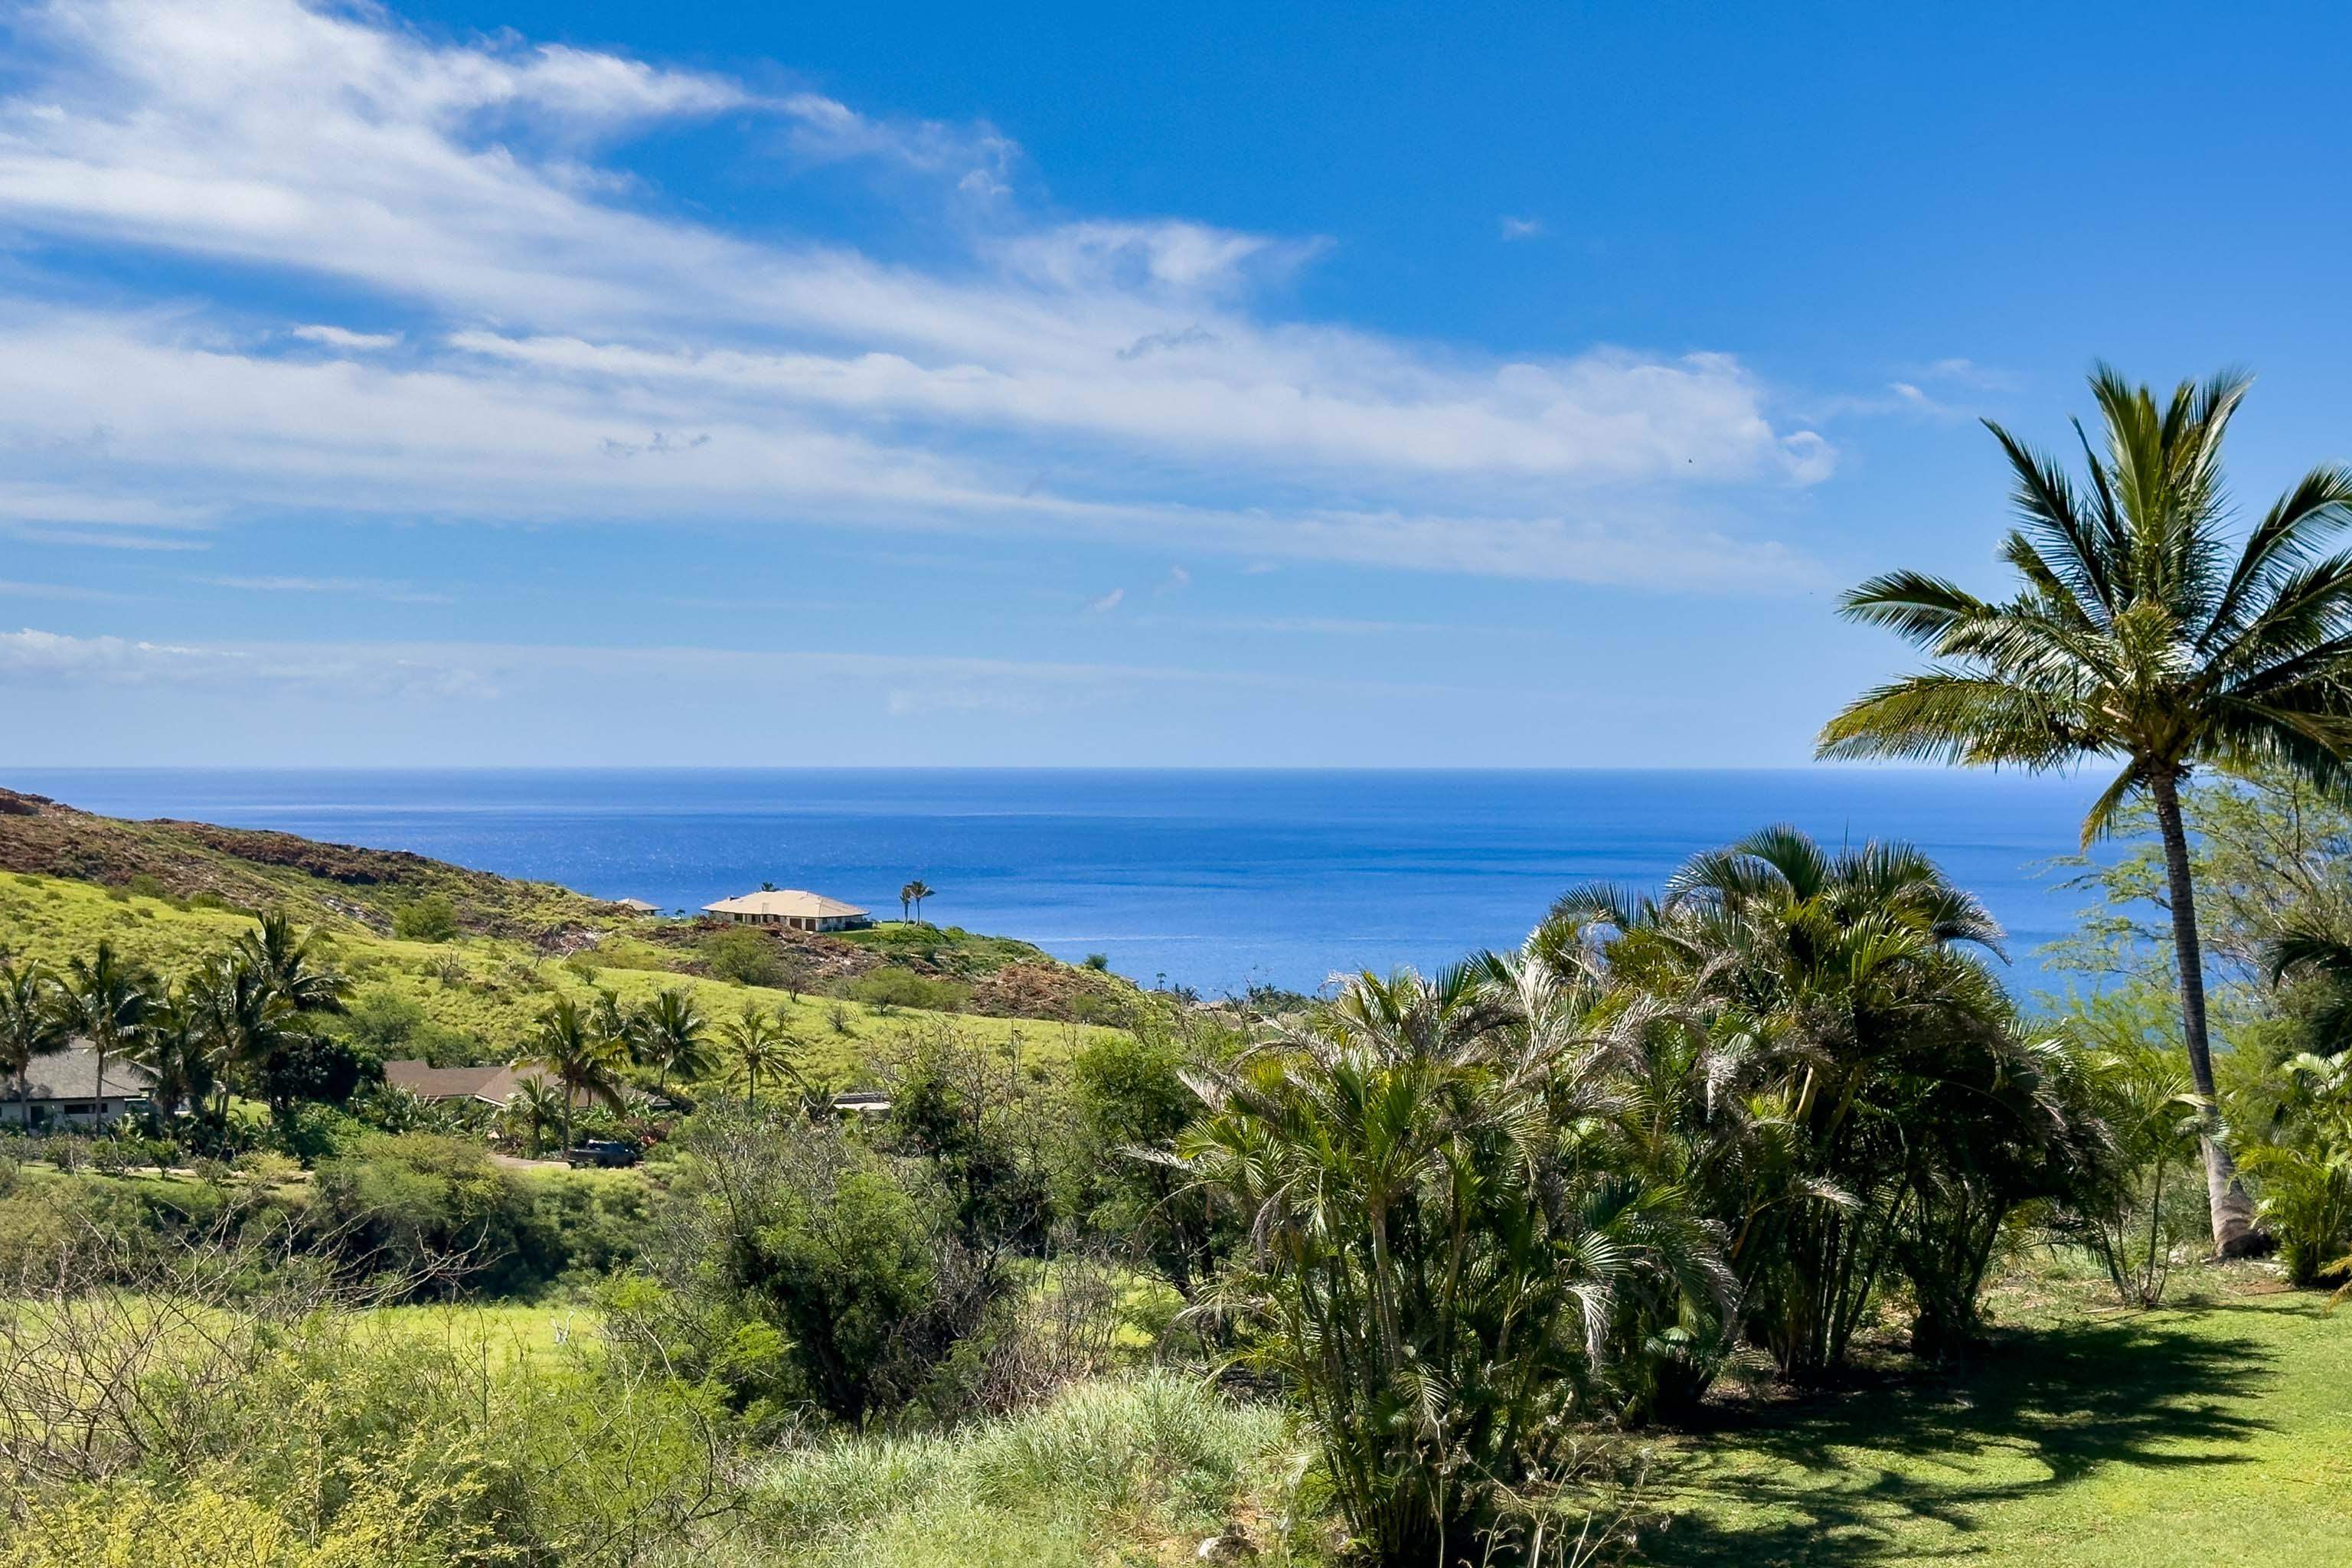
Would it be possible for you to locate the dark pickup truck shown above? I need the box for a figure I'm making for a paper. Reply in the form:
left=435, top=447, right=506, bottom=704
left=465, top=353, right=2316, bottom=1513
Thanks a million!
left=561, top=1140, right=639, bottom=1168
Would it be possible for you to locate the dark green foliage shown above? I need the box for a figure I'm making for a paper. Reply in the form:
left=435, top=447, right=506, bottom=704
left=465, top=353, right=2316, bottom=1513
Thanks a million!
left=332, top=986, right=483, bottom=1067
left=256, top=1033, right=373, bottom=1112
left=308, top=1132, right=649, bottom=1298
left=612, top=1106, right=1010, bottom=1426
left=1066, top=1019, right=1236, bottom=1298
left=883, top=1027, right=1055, bottom=1250
left=391, top=893, right=462, bottom=943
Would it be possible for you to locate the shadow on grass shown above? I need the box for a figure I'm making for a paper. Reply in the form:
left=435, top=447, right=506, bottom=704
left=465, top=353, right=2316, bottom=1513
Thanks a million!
left=1642, top=1315, right=2276, bottom=1566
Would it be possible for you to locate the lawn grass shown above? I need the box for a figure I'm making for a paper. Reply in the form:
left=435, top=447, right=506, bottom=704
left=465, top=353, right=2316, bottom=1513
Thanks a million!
left=1644, top=1271, right=2352, bottom=1567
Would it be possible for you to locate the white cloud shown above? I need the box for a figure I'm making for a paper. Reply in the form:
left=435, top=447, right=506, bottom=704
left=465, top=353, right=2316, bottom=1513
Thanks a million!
left=776, top=92, right=1017, bottom=195
left=202, top=574, right=452, bottom=603
left=0, top=626, right=488, bottom=696
left=1499, top=214, right=1544, bottom=240
left=0, top=578, right=137, bottom=600
left=0, top=626, right=1475, bottom=716
left=1086, top=587, right=1125, bottom=613
left=0, top=0, right=1836, bottom=590
left=290, top=324, right=402, bottom=351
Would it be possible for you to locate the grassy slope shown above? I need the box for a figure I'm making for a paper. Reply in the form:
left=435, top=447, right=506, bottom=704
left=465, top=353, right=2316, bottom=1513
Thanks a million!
left=1646, top=1270, right=2352, bottom=1567
left=0, top=872, right=1120, bottom=1083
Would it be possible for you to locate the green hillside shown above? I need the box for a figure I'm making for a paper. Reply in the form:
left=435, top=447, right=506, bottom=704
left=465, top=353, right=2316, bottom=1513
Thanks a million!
left=0, top=787, right=1134, bottom=1080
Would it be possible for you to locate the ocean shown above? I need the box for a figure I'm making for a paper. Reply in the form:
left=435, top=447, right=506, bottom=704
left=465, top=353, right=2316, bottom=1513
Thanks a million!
left=7, top=768, right=2109, bottom=1000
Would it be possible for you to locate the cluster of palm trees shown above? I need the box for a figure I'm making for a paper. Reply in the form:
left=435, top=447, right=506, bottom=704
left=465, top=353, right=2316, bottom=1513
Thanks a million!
left=508, top=986, right=808, bottom=1154
left=1179, top=828, right=2082, bottom=1563
left=897, top=880, right=935, bottom=924
left=0, top=914, right=350, bottom=1129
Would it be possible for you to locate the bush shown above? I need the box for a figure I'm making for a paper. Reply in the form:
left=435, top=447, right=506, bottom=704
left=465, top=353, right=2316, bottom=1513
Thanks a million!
left=701, top=927, right=786, bottom=988
left=310, top=1133, right=528, bottom=1295
left=1083, top=952, right=1110, bottom=972
left=612, top=1109, right=1011, bottom=1426
left=392, top=894, right=462, bottom=944
left=848, top=969, right=970, bottom=1014
left=125, top=872, right=169, bottom=901
left=334, top=988, right=484, bottom=1069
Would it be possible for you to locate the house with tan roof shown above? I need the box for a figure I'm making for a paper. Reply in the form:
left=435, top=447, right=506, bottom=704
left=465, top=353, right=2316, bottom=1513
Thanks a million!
left=702, top=889, right=871, bottom=933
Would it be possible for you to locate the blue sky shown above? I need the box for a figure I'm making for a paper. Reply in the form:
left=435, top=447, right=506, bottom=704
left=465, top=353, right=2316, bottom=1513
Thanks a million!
left=4, top=0, right=2350, bottom=766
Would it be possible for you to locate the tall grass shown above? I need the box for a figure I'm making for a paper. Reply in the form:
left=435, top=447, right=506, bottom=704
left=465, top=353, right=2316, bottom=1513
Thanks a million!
left=743, top=1372, right=1295, bottom=1568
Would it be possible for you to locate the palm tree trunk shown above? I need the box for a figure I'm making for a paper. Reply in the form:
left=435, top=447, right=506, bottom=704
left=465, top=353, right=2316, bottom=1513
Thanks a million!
left=2149, top=770, right=2262, bottom=1256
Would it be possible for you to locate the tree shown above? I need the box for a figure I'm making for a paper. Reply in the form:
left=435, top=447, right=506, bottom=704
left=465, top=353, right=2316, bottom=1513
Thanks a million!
left=184, top=955, right=303, bottom=1120
left=126, top=982, right=213, bottom=1124
left=720, top=1002, right=802, bottom=1108
left=515, top=995, right=629, bottom=1154
left=900, top=881, right=916, bottom=923
left=1818, top=366, right=2352, bottom=1256
left=62, top=939, right=152, bottom=1121
left=904, top=880, right=936, bottom=925
left=236, top=911, right=351, bottom=1018
left=504, top=1076, right=567, bottom=1158
left=638, top=987, right=714, bottom=1095
left=0, top=960, right=71, bottom=1117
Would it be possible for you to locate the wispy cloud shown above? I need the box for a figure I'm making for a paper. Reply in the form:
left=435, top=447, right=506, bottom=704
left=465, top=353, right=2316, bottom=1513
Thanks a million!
left=201, top=575, right=453, bottom=604
left=0, top=578, right=139, bottom=601
left=0, top=0, right=1834, bottom=590
left=1086, top=587, right=1125, bottom=613
left=290, top=324, right=402, bottom=351
left=0, top=626, right=492, bottom=697
left=1499, top=214, right=1544, bottom=240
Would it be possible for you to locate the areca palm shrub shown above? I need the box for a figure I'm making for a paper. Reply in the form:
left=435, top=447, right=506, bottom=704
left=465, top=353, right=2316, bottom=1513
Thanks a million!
left=1818, top=368, right=2352, bottom=1256
left=2043, top=1005, right=2211, bottom=1307
left=1547, top=828, right=2089, bottom=1377
left=1174, top=965, right=1727, bottom=1564
left=2239, top=1050, right=2352, bottom=1287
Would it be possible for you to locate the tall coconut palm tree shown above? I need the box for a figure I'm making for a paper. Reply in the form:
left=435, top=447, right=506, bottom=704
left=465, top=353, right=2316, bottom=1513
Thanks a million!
left=185, top=955, right=302, bottom=1121
left=1818, top=366, right=2352, bottom=1255
left=899, top=881, right=916, bottom=923
left=637, top=986, right=713, bottom=1095
left=127, top=982, right=213, bottom=1125
left=63, top=939, right=152, bottom=1121
left=235, top=911, right=351, bottom=1017
left=0, top=960, right=72, bottom=1119
left=905, top=880, right=936, bottom=925
left=720, top=1002, right=802, bottom=1108
left=516, top=995, right=629, bottom=1153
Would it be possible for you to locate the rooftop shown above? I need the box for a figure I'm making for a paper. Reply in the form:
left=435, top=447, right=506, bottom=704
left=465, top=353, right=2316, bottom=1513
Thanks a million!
left=15, top=1046, right=155, bottom=1102
left=703, top=889, right=869, bottom=919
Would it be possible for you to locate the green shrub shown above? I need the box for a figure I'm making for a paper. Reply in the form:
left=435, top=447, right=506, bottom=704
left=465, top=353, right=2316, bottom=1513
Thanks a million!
left=393, top=894, right=462, bottom=944
left=849, top=969, right=970, bottom=1013
left=125, top=872, right=169, bottom=901
left=701, top=927, right=785, bottom=988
